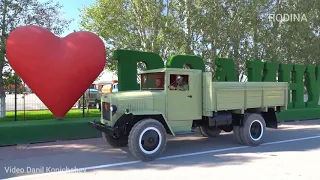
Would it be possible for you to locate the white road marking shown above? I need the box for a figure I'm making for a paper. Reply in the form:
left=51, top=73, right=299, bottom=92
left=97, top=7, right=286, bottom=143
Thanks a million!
left=3, top=135, right=320, bottom=180
left=261, top=136, right=320, bottom=146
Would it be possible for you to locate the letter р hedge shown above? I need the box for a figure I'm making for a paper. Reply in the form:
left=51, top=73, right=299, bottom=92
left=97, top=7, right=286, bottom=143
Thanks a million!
left=88, top=68, right=288, bottom=161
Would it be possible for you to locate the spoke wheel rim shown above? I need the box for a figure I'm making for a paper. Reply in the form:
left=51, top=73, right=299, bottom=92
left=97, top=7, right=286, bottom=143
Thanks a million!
left=249, top=120, right=263, bottom=141
left=139, top=127, right=161, bottom=154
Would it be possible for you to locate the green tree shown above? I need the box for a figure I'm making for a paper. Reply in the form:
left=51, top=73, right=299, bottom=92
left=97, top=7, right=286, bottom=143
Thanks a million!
left=0, top=0, right=72, bottom=117
left=79, top=0, right=178, bottom=72
left=3, top=69, right=22, bottom=87
left=79, top=0, right=319, bottom=83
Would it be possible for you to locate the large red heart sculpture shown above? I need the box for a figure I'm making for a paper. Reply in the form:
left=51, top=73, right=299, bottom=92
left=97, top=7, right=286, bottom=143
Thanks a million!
left=6, top=25, right=106, bottom=118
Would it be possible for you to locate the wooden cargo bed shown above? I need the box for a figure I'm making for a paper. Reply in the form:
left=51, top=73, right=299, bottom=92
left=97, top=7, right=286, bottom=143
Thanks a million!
left=202, top=72, right=288, bottom=114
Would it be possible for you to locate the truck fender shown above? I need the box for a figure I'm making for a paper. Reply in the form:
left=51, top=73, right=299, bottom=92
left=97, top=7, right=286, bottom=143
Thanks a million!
left=126, top=110, right=175, bottom=136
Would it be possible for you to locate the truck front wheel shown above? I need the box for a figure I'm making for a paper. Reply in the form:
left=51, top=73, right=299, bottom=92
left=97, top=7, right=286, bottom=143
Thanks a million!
left=128, top=119, right=167, bottom=161
left=239, top=113, right=266, bottom=146
left=102, top=132, right=128, bottom=147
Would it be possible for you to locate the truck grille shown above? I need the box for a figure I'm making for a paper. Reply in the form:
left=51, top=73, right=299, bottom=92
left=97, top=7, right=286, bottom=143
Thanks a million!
left=102, top=102, right=110, bottom=121
left=89, top=94, right=97, bottom=99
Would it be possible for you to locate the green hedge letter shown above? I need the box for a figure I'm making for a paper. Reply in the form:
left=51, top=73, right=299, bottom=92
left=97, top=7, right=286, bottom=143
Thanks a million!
left=278, top=64, right=293, bottom=109
left=291, top=65, right=306, bottom=109
left=305, top=65, right=320, bottom=108
left=114, top=49, right=164, bottom=91
left=246, top=60, right=264, bottom=82
left=215, top=58, right=238, bottom=81
left=166, top=55, right=205, bottom=72
left=262, top=62, right=279, bottom=82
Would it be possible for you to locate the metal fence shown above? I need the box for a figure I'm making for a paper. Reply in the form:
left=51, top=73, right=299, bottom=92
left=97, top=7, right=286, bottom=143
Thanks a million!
left=0, top=79, right=101, bottom=122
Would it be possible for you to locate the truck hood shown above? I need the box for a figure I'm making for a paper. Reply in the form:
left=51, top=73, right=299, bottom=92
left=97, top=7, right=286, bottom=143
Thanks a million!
left=114, top=90, right=155, bottom=100
left=107, top=90, right=165, bottom=112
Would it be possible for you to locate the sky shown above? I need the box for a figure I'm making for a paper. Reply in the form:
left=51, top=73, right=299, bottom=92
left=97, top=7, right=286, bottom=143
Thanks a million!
left=43, top=0, right=95, bottom=37
left=46, top=0, right=117, bottom=82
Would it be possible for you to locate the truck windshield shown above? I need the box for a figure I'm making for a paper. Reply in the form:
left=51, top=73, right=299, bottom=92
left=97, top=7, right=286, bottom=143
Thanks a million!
left=141, top=72, right=165, bottom=90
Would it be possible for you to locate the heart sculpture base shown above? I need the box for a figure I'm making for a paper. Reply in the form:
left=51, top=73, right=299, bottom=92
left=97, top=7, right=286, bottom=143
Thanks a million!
left=6, top=25, right=106, bottom=118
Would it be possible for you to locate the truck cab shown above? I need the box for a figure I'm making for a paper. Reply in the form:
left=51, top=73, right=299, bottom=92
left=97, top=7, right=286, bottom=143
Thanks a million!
left=139, top=68, right=202, bottom=124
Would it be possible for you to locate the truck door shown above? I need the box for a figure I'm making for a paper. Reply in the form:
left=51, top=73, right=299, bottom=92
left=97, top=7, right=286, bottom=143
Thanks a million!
left=166, top=72, right=202, bottom=121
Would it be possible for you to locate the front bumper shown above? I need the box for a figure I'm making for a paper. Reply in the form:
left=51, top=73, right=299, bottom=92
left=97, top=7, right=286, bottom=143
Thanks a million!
left=88, top=120, right=115, bottom=136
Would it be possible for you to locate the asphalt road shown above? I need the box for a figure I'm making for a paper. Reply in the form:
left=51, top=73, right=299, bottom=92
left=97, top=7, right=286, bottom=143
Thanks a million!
left=0, top=120, right=319, bottom=180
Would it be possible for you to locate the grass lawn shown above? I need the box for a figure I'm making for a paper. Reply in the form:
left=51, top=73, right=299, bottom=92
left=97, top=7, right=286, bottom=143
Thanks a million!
left=0, top=109, right=101, bottom=122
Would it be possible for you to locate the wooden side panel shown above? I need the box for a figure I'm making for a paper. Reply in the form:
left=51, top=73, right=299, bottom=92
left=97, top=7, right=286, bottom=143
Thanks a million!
left=215, top=89, right=245, bottom=110
left=209, top=82, right=288, bottom=111
left=246, top=90, right=263, bottom=108
left=263, top=89, right=286, bottom=106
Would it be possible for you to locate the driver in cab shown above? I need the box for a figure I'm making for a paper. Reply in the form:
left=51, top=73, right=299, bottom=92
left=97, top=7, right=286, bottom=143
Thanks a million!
left=169, top=75, right=189, bottom=91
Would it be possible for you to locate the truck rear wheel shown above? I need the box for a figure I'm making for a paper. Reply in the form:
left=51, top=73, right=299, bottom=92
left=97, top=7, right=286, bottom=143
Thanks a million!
left=196, top=126, right=221, bottom=137
left=239, top=113, right=266, bottom=146
left=102, top=132, right=128, bottom=147
left=128, top=119, right=167, bottom=161
left=195, top=127, right=206, bottom=137
left=219, top=125, right=233, bottom=132
left=233, top=126, right=245, bottom=145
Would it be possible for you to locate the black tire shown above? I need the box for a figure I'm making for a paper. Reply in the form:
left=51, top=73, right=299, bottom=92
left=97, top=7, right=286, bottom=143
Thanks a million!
left=219, top=125, right=233, bottom=132
left=102, top=132, right=128, bottom=147
left=233, top=126, right=245, bottom=145
left=195, top=127, right=207, bottom=137
left=128, top=119, right=167, bottom=161
left=239, top=113, right=266, bottom=146
left=198, top=126, right=221, bottom=137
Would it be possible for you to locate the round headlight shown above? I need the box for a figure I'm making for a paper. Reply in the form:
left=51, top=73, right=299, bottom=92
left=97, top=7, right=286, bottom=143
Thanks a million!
left=110, top=105, right=117, bottom=112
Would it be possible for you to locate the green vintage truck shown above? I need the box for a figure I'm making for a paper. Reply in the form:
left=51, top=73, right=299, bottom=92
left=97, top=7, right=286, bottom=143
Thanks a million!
left=89, top=68, right=288, bottom=161
left=77, top=88, right=102, bottom=110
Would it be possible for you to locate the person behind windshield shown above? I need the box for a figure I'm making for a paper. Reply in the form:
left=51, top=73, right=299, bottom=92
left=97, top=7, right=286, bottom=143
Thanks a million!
left=169, top=75, right=189, bottom=91
left=156, top=78, right=163, bottom=88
